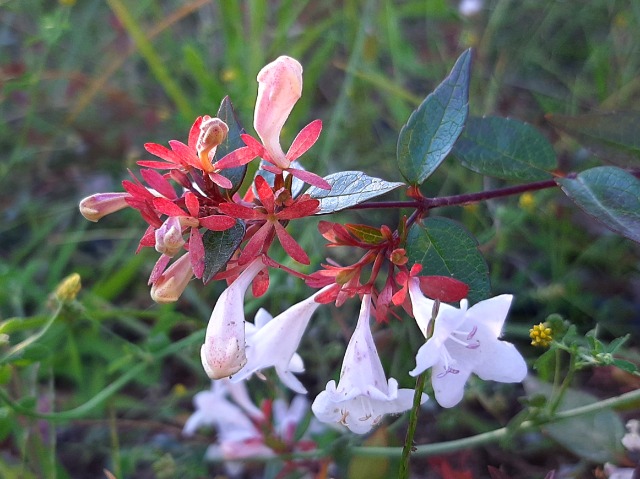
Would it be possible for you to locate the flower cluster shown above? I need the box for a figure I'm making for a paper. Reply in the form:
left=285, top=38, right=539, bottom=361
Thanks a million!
left=79, top=54, right=528, bottom=464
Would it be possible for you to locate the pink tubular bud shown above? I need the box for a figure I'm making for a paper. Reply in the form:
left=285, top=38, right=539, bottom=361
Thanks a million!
left=253, top=56, right=303, bottom=169
left=150, top=254, right=193, bottom=303
left=196, top=116, right=229, bottom=172
left=79, top=192, right=130, bottom=222
left=154, top=216, right=185, bottom=257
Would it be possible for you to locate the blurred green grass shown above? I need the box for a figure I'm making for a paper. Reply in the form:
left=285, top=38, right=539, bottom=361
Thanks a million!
left=1, top=0, right=640, bottom=477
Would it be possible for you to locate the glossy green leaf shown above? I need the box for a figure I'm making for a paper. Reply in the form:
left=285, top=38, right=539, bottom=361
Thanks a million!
left=213, top=96, right=247, bottom=194
left=202, top=220, right=246, bottom=283
left=453, top=116, right=557, bottom=181
left=397, top=49, right=471, bottom=184
left=406, top=217, right=490, bottom=303
left=557, top=166, right=640, bottom=243
left=547, top=111, right=640, bottom=166
left=345, top=224, right=385, bottom=245
left=306, top=171, right=404, bottom=214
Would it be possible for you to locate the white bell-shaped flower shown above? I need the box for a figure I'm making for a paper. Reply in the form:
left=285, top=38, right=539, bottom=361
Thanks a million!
left=200, top=258, right=264, bottom=379
left=230, top=287, right=328, bottom=394
left=312, top=294, right=423, bottom=434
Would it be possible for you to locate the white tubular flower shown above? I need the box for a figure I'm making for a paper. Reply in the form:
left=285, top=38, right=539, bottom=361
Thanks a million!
left=312, top=294, right=422, bottom=434
left=154, top=216, right=185, bottom=257
left=200, top=257, right=264, bottom=379
left=79, top=192, right=130, bottom=222
left=253, top=56, right=303, bottom=169
left=409, top=289, right=527, bottom=408
left=230, top=287, right=329, bottom=394
left=182, top=380, right=261, bottom=439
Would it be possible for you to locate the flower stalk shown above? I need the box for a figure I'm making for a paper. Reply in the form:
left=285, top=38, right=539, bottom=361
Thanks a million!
left=398, top=370, right=427, bottom=479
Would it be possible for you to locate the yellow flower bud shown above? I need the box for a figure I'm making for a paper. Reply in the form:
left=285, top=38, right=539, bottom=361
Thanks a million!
left=529, top=322, right=553, bottom=348
left=54, top=273, right=82, bottom=302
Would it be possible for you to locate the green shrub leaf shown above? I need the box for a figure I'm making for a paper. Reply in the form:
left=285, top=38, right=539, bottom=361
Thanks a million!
left=213, top=96, right=247, bottom=194
left=306, top=171, right=404, bottom=214
left=202, top=220, right=246, bottom=283
left=397, top=49, right=471, bottom=184
left=406, top=217, right=490, bottom=303
left=557, top=166, right=640, bottom=243
left=453, top=116, right=557, bottom=181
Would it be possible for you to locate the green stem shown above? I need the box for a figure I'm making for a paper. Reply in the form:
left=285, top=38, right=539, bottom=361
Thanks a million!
left=106, top=0, right=194, bottom=122
left=549, top=349, right=577, bottom=415
left=399, top=371, right=427, bottom=478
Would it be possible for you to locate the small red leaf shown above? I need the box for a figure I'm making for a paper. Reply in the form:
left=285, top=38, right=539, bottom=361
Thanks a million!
left=419, top=275, right=469, bottom=302
left=137, top=160, right=181, bottom=170
left=153, top=197, right=188, bottom=217
left=239, top=222, right=272, bottom=265
left=252, top=268, right=270, bottom=297
left=277, top=198, right=320, bottom=220
left=287, top=168, right=331, bottom=190
left=184, top=192, right=200, bottom=217
left=144, top=143, right=182, bottom=165
left=168, top=140, right=200, bottom=169
left=254, top=175, right=275, bottom=213
left=286, top=119, right=322, bottom=162
left=149, top=254, right=171, bottom=285
left=208, top=172, right=233, bottom=189
left=274, top=221, right=310, bottom=264
left=214, top=146, right=257, bottom=169
left=187, top=116, right=203, bottom=149
left=218, top=202, right=263, bottom=220
left=199, top=214, right=236, bottom=231
left=140, top=169, right=177, bottom=200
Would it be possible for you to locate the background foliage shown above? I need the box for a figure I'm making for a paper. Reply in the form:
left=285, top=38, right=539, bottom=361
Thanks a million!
left=1, top=0, right=640, bottom=477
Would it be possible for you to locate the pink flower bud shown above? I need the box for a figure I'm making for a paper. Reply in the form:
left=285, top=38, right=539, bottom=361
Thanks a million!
left=196, top=116, right=229, bottom=172
left=79, top=192, right=130, bottom=222
left=253, top=56, right=303, bottom=169
left=150, top=254, right=193, bottom=303
left=154, top=216, right=185, bottom=257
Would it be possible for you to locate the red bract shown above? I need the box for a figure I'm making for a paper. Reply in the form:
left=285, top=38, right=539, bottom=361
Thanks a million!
left=218, top=175, right=319, bottom=265
left=139, top=116, right=255, bottom=190
left=240, top=121, right=331, bottom=190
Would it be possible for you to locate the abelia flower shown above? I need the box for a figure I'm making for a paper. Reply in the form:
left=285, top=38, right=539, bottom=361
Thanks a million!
left=150, top=253, right=193, bottom=304
left=408, top=279, right=527, bottom=408
left=154, top=216, right=185, bottom=257
left=230, top=287, right=329, bottom=394
left=201, top=257, right=265, bottom=379
left=218, top=175, right=319, bottom=265
left=312, top=294, right=422, bottom=434
left=241, top=56, right=330, bottom=190
left=79, top=192, right=130, bottom=222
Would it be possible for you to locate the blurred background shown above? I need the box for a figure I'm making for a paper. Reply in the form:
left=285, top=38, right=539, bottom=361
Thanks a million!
left=1, top=1, right=640, bottom=477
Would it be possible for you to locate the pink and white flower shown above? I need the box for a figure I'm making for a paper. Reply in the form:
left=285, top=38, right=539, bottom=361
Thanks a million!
left=200, top=257, right=265, bottom=379
left=312, top=294, right=422, bottom=434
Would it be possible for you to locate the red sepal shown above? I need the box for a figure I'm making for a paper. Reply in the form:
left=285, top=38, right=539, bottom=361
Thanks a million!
left=419, top=275, right=469, bottom=302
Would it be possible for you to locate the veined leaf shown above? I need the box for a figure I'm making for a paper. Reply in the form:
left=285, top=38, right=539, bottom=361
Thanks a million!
left=453, top=116, right=557, bottom=181
left=306, top=171, right=404, bottom=214
left=213, top=96, right=247, bottom=194
left=557, top=166, right=640, bottom=243
left=547, top=111, right=640, bottom=166
left=397, top=49, right=471, bottom=184
left=202, top=220, right=246, bottom=283
left=406, top=217, right=489, bottom=303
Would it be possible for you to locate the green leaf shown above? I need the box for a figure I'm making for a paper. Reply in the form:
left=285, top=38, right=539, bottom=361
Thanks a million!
left=202, top=220, right=246, bottom=283
left=547, top=111, right=640, bottom=166
left=345, top=224, right=385, bottom=245
left=306, top=171, right=404, bottom=214
left=213, top=96, right=247, bottom=194
left=525, top=379, right=625, bottom=463
left=557, top=166, right=640, bottom=243
left=397, top=49, right=471, bottom=184
left=453, top=116, right=557, bottom=181
left=406, top=217, right=490, bottom=303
